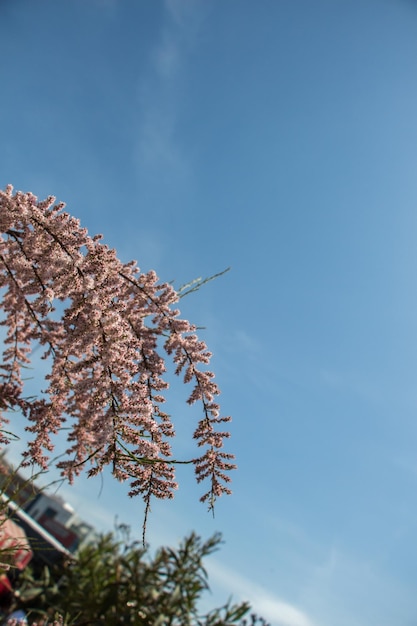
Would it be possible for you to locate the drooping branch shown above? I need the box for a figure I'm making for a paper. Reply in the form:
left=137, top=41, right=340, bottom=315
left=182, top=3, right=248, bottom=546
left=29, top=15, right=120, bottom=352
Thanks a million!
left=0, top=185, right=235, bottom=513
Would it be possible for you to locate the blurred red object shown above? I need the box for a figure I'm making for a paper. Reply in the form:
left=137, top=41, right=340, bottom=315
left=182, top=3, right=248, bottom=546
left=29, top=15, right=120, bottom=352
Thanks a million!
left=0, top=517, right=33, bottom=571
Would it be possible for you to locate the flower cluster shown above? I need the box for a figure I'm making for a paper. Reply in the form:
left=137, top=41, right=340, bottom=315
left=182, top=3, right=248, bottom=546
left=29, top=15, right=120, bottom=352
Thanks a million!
left=0, top=186, right=235, bottom=513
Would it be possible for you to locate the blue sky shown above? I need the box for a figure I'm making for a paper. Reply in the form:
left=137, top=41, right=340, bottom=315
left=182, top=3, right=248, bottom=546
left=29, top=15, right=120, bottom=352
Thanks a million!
left=2, top=0, right=417, bottom=624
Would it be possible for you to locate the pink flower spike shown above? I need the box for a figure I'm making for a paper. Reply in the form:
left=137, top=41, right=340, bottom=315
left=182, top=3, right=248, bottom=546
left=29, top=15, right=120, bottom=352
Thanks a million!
left=0, top=186, right=235, bottom=518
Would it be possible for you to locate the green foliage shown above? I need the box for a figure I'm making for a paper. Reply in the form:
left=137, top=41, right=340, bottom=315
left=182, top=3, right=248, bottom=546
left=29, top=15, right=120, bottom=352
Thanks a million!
left=14, top=531, right=269, bottom=626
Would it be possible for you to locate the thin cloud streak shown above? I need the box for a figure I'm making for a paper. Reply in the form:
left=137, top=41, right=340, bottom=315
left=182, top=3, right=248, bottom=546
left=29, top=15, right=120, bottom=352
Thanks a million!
left=207, top=559, right=316, bottom=626
left=133, top=0, right=207, bottom=187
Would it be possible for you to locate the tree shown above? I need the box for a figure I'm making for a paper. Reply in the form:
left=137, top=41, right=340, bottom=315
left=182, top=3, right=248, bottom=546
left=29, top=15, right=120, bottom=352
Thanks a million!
left=14, top=530, right=269, bottom=626
left=0, top=186, right=235, bottom=531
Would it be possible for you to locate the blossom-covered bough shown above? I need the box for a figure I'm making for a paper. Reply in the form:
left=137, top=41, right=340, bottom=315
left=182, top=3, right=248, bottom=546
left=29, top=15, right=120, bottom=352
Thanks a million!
left=0, top=185, right=235, bottom=533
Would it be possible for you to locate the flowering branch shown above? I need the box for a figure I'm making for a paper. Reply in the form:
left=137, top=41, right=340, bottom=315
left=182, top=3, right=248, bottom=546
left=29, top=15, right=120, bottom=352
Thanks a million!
left=0, top=185, right=235, bottom=519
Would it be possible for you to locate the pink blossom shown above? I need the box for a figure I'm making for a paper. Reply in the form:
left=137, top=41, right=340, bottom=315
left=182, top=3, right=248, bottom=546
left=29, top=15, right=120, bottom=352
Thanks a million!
left=0, top=186, right=235, bottom=512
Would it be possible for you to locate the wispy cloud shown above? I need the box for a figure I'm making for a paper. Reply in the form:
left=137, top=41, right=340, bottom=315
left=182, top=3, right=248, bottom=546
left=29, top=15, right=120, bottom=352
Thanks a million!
left=164, top=0, right=208, bottom=42
left=232, top=329, right=263, bottom=354
left=318, top=367, right=384, bottom=406
left=299, top=544, right=417, bottom=626
left=134, top=0, right=207, bottom=189
left=207, top=559, right=315, bottom=626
